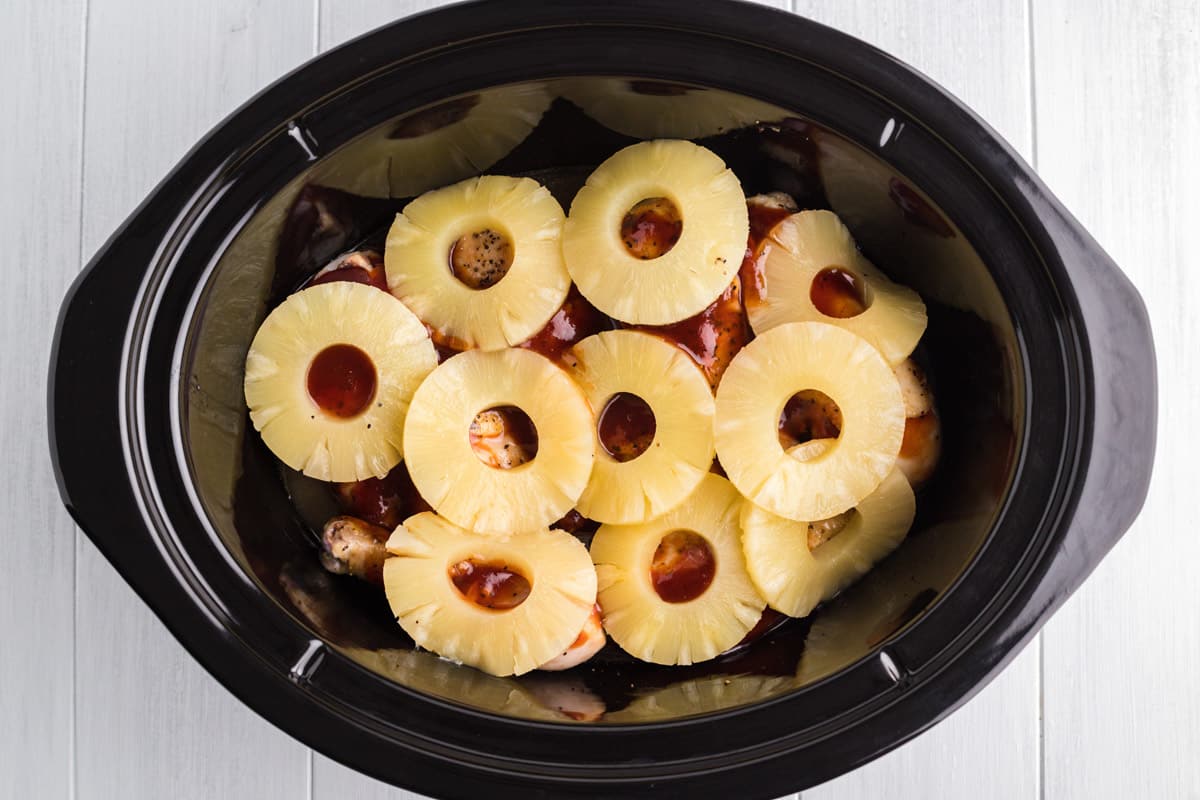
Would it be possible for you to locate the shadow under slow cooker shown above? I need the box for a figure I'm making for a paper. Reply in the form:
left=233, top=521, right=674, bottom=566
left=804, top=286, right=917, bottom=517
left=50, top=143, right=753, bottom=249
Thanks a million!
left=182, top=78, right=1020, bottom=724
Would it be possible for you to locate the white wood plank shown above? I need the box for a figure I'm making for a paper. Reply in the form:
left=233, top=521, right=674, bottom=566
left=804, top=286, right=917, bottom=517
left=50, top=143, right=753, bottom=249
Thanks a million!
left=1034, top=2, right=1200, bottom=798
left=73, top=1, right=315, bottom=798
left=0, top=0, right=85, bottom=797
left=792, top=3, right=1041, bottom=799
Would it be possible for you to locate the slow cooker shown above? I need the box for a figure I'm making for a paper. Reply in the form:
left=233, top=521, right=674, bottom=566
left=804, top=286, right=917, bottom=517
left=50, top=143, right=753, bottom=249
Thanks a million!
left=49, top=1, right=1156, bottom=796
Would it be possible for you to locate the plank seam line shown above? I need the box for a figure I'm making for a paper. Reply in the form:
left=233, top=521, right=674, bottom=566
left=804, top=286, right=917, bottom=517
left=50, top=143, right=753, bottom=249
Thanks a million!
left=1026, top=1, right=1045, bottom=798
left=70, top=0, right=92, bottom=795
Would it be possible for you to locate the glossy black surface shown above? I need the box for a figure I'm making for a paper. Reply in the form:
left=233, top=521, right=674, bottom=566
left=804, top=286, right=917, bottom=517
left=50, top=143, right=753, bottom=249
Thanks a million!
left=49, top=1, right=1155, bottom=797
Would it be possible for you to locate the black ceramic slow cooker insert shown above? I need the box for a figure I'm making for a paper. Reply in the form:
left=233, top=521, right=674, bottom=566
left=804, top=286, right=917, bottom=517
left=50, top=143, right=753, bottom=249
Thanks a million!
left=49, top=1, right=1156, bottom=797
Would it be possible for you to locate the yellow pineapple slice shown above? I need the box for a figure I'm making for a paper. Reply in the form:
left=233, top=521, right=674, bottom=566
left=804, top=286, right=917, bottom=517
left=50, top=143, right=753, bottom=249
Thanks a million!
left=565, top=330, right=715, bottom=524
left=590, top=474, right=766, bottom=665
left=561, top=77, right=783, bottom=139
left=714, top=321, right=905, bottom=520
left=741, top=466, right=916, bottom=618
left=243, top=282, right=437, bottom=482
left=562, top=140, right=748, bottom=325
left=402, top=348, right=595, bottom=535
left=385, top=175, right=570, bottom=350
left=749, top=210, right=927, bottom=364
left=382, top=513, right=596, bottom=677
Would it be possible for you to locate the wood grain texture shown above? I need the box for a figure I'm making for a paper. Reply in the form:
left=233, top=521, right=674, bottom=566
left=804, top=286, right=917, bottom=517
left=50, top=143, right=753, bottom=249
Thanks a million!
left=1034, top=2, right=1200, bottom=799
left=793, top=3, right=1041, bottom=798
left=11, top=0, right=1191, bottom=797
left=0, top=1, right=85, bottom=798
left=72, top=1, right=314, bottom=798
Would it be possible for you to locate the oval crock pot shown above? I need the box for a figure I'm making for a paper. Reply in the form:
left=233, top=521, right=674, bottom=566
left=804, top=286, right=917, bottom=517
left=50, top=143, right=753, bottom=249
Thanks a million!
left=48, top=1, right=1156, bottom=797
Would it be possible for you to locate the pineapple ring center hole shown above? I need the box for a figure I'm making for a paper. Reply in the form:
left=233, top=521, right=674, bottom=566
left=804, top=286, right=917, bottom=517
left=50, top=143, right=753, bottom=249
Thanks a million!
left=306, top=343, right=377, bottom=419
left=388, top=94, right=479, bottom=139
left=449, top=558, right=532, bottom=611
left=448, top=227, right=514, bottom=290
left=650, top=530, right=716, bottom=603
left=469, top=405, right=539, bottom=469
left=598, top=392, right=656, bottom=462
left=621, top=197, right=683, bottom=260
left=779, top=389, right=843, bottom=450
left=810, top=266, right=873, bottom=318
left=807, top=509, right=857, bottom=551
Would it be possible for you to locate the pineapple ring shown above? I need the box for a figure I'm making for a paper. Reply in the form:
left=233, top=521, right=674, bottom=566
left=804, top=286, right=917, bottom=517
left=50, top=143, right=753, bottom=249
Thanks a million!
left=403, top=348, right=595, bottom=535
left=714, top=321, right=906, bottom=521
left=566, top=330, right=715, bottom=525
left=244, top=282, right=437, bottom=482
left=562, top=140, right=748, bottom=325
left=741, top=466, right=916, bottom=618
left=383, top=513, right=597, bottom=677
left=385, top=175, right=570, bottom=349
left=749, top=210, right=927, bottom=364
left=590, top=473, right=766, bottom=665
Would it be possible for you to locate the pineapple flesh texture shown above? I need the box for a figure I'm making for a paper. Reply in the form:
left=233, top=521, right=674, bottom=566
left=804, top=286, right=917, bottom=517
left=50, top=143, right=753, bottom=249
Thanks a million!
left=385, top=175, right=570, bottom=349
left=244, top=282, right=437, bottom=482
left=750, top=210, right=927, bottom=364
left=403, top=348, right=595, bottom=535
left=714, top=321, right=905, bottom=521
left=590, top=474, right=766, bottom=665
left=562, top=140, right=748, bottom=325
left=741, top=465, right=915, bottom=618
left=567, top=330, right=715, bottom=525
left=383, top=513, right=597, bottom=677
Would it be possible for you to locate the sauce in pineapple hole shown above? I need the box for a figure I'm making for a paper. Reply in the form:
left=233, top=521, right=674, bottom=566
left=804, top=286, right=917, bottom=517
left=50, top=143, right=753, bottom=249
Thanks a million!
left=778, top=389, right=842, bottom=450
left=449, top=558, right=532, bottom=611
left=650, top=530, right=716, bottom=604
left=449, top=227, right=514, bottom=289
left=306, top=344, right=377, bottom=419
left=621, top=197, right=683, bottom=259
left=469, top=405, right=539, bottom=469
left=811, top=266, right=871, bottom=318
left=598, top=392, right=656, bottom=462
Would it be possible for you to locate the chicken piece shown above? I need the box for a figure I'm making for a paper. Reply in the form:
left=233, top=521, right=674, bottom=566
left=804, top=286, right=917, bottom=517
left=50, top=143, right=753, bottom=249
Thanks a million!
left=632, top=277, right=750, bottom=389
left=807, top=509, right=855, bottom=550
left=319, top=516, right=390, bottom=585
left=538, top=605, right=606, bottom=671
left=893, top=358, right=942, bottom=487
left=449, top=227, right=514, bottom=289
left=740, top=192, right=800, bottom=311
left=468, top=407, right=536, bottom=469
left=333, top=462, right=429, bottom=531
left=309, top=249, right=389, bottom=291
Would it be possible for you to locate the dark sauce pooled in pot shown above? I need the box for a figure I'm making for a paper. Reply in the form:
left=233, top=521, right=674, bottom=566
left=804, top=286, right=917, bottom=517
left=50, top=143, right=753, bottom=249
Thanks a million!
left=632, top=279, right=750, bottom=389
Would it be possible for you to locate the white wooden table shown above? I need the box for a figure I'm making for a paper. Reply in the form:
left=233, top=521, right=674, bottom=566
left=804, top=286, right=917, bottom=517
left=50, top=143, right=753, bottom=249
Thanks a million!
left=4, top=1, right=1197, bottom=797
